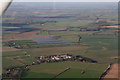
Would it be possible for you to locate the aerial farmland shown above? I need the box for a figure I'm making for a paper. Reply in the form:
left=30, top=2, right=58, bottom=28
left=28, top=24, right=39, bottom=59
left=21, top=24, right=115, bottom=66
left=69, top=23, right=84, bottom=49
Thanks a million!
left=2, top=2, right=119, bottom=79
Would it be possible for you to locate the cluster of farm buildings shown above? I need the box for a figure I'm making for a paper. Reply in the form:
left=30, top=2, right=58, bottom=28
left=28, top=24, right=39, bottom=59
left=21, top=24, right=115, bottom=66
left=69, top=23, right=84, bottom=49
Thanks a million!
left=33, top=54, right=97, bottom=65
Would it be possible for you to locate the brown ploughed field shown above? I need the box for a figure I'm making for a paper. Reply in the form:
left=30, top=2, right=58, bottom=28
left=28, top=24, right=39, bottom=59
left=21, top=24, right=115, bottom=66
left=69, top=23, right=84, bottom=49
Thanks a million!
left=104, top=64, right=119, bottom=78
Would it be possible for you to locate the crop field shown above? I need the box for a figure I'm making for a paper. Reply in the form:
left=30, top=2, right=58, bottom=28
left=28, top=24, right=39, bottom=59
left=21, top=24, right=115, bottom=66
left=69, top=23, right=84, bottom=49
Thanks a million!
left=56, top=69, right=101, bottom=78
left=23, top=72, right=55, bottom=78
left=2, top=2, right=118, bottom=79
left=25, top=61, right=108, bottom=78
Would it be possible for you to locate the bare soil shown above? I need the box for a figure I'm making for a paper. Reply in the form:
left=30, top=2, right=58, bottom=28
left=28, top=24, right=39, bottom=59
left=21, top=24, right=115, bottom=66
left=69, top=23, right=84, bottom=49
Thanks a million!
left=110, top=56, right=120, bottom=59
left=3, top=31, right=54, bottom=40
left=102, top=26, right=119, bottom=28
left=2, top=47, right=20, bottom=52
left=104, top=64, right=119, bottom=78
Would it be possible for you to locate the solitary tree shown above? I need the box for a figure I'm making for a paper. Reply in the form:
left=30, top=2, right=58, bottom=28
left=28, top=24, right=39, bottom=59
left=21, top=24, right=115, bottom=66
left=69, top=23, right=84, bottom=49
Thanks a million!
left=78, top=35, right=82, bottom=43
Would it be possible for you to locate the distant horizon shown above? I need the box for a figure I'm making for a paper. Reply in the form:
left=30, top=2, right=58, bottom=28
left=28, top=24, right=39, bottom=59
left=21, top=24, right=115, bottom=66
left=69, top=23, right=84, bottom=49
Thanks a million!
left=6, top=0, right=120, bottom=2
left=11, top=1, right=118, bottom=3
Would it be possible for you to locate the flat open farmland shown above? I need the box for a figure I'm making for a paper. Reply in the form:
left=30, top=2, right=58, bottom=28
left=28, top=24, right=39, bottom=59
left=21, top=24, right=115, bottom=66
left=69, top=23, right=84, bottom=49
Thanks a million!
left=27, top=61, right=108, bottom=78
left=2, top=2, right=118, bottom=79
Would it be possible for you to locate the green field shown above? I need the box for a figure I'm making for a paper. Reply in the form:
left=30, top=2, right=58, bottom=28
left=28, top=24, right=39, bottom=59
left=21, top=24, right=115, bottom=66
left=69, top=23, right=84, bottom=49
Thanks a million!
left=23, top=72, right=55, bottom=78
left=25, top=61, right=108, bottom=78
left=57, top=69, right=101, bottom=78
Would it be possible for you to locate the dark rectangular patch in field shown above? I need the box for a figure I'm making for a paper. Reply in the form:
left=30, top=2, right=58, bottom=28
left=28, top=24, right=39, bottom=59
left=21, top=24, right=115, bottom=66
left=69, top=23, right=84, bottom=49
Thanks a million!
left=4, top=28, right=39, bottom=32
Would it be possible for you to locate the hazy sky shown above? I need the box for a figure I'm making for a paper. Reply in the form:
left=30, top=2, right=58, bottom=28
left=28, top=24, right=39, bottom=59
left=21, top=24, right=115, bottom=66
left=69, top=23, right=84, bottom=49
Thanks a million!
left=13, top=0, right=119, bottom=2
